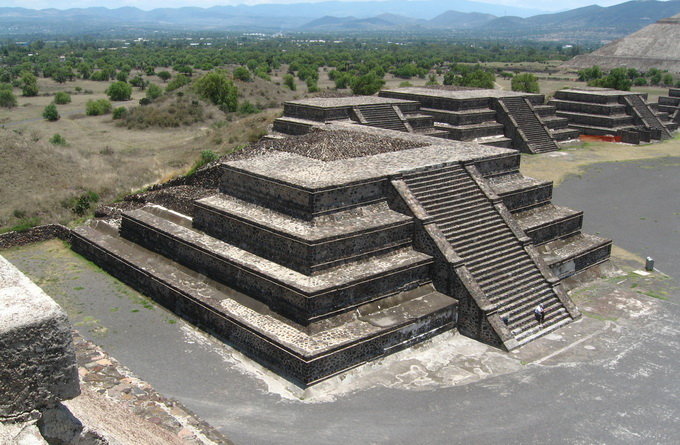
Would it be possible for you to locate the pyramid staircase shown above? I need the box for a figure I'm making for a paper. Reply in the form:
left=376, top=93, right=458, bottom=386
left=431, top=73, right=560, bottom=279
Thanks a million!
left=399, top=164, right=578, bottom=347
left=496, top=97, right=559, bottom=153
left=354, top=104, right=410, bottom=132
left=624, top=94, right=673, bottom=139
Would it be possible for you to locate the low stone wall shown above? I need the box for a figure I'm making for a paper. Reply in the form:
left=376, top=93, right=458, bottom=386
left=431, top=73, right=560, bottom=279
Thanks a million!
left=0, top=224, right=71, bottom=250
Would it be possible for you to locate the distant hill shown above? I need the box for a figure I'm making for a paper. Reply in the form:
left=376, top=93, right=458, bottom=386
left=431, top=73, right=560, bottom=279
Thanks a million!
left=1, top=0, right=679, bottom=41
left=427, top=11, right=496, bottom=29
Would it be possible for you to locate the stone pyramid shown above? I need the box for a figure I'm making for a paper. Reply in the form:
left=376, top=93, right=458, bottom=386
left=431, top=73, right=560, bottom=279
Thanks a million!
left=562, top=14, right=680, bottom=73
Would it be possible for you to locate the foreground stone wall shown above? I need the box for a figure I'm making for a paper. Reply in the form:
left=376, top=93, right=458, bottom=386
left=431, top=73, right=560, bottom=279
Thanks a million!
left=0, top=255, right=80, bottom=420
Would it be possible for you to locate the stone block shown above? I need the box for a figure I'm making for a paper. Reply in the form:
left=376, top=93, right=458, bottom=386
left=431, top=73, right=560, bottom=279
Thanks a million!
left=0, top=255, right=80, bottom=419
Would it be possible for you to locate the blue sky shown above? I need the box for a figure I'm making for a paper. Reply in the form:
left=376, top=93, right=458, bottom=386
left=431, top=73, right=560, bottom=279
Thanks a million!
left=0, top=0, right=642, bottom=13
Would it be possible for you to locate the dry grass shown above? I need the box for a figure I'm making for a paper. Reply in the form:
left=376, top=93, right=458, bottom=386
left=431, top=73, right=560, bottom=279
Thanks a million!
left=0, top=73, right=285, bottom=231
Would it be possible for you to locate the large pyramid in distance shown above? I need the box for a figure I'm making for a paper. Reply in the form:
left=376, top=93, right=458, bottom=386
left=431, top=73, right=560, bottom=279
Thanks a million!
left=562, top=13, right=680, bottom=73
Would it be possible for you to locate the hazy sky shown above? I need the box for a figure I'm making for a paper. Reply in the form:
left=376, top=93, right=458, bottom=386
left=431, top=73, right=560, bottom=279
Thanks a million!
left=0, top=0, right=639, bottom=13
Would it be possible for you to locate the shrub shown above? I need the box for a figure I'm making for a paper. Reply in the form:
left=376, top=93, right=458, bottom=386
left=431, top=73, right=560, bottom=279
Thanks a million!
left=233, top=66, right=251, bottom=82
left=69, top=191, right=99, bottom=216
left=129, top=75, right=146, bottom=89
left=139, top=97, right=152, bottom=106
left=21, top=72, right=38, bottom=97
left=444, top=69, right=495, bottom=89
left=187, top=150, right=219, bottom=176
left=350, top=72, right=385, bottom=95
left=116, top=71, right=128, bottom=83
left=0, top=217, right=41, bottom=234
left=42, top=103, right=60, bottom=121
left=106, top=81, right=132, bottom=101
left=511, top=73, right=540, bottom=93
left=283, top=74, right=296, bottom=91
left=306, top=78, right=319, bottom=93
left=120, top=95, right=204, bottom=129
left=146, top=83, right=163, bottom=100
left=578, top=66, right=603, bottom=82
left=399, top=81, right=413, bottom=87
left=238, top=100, right=259, bottom=114
left=112, top=106, right=127, bottom=119
left=634, top=77, right=648, bottom=86
left=0, top=84, right=17, bottom=108
left=54, top=91, right=71, bottom=104
left=662, top=73, right=674, bottom=86
left=588, top=68, right=631, bottom=91
left=166, top=74, right=191, bottom=91
left=194, top=70, right=238, bottom=112
left=49, top=133, right=67, bottom=145
left=334, top=72, right=352, bottom=89
left=157, top=71, right=172, bottom=82
left=86, top=99, right=112, bottom=116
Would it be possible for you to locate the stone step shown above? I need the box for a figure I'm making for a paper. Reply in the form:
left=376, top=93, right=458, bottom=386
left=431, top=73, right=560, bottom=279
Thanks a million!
left=437, top=122, right=505, bottom=140
left=474, top=255, right=535, bottom=283
left=515, top=204, right=583, bottom=245
left=420, top=107, right=497, bottom=125
left=532, top=105, right=556, bottom=117
left=462, top=237, right=520, bottom=264
left=514, top=311, right=572, bottom=344
left=551, top=128, right=581, bottom=142
left=549, top=98, right=628, bottom=115
left=511, top=304, right=567, bottom=335
left=465, top=244, right=525, bottom=270
left=447, top=221, right=512, bottom=245
left=538, top=232, right=612, bottom=280
left=437, top=209, right=499, bottom=232
left=503, top=290, right=559, bottom=324
left=431, top=205, right=496, bottom=230
left=401, top=166, right=464, bottom=182
left=119, top=207, right=435, bottom=325
left=193, top=197, right=416, bottom=274
left=70, top=221, right=456, bottom=386
left=489, top=273, right=549, bottom=308
left=493, top=281, right=555, bottom=315
left=476, top=257, right=536, bottom=286
left=484, top=268, right=545, bottom=300
left=421, top=191, right=485, bottom=213
left=410, top=180, right=477, bottom=201
left=439, top=214, right=500, bottom=238
left=488, top=174, right=553, bottom=213
left=450, top=228, right=515, bottom=256
left=417, top=184, right=480, bottom=207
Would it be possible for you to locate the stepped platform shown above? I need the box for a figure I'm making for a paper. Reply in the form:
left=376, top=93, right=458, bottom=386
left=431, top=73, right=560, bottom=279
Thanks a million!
left=73, top=220, right=455, bottom=385
left=71, top=127, right=611, bottom=383
left=381, top=87, right=565, bottom=154
left=552, top=87, right=676, bottom=142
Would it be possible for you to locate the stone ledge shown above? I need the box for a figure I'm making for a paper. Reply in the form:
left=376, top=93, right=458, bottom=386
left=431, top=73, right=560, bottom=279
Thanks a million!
left=0, top=255, right=80, bottom=418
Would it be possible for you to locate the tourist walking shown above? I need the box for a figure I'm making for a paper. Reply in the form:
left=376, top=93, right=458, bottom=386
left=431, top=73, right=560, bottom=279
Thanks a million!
left=534, top=303, right=546, bottom=324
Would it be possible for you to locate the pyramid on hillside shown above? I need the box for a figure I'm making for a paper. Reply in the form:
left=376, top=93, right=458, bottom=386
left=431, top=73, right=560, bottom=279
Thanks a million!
left=562, top=14, right=680, bottom=73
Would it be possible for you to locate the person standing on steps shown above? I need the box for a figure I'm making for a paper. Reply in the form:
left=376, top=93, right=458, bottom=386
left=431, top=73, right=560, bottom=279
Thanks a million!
left=534, top=303, right=546, bottom=324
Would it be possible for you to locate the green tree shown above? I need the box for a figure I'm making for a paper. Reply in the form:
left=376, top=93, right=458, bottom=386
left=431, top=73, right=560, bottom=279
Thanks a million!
left=146, top=83, right=163, bottom=100
left=283, top=74, right=296, bottom=91
left=233, top=66, right=251, bottom=82
left=589, top=68, right=631, bottom=91
left=194, top=70, right=238, bottom=112
left=444, top=69, right=495, bottom=89
left=49, top=133, right=67, bottom=145
left=350, top=72, right=385, bottom=95
left=106, top=81, right=133, bottom=101
left=166, top=74, right=191, bottom=91
left=157, top=71, right=172, bottom=82
left=42, top=103, right=60, bottom=121
left=86, top=99, right=112, bottom=116
left=0, top=84, right=17, bottom=108
left=511, top=73, right=540, bottom=93
left=54, top=91, right=71, bottom=104
left=577, top=66, right=603, bottom=82
left=20, top=72, right=38, bottom=97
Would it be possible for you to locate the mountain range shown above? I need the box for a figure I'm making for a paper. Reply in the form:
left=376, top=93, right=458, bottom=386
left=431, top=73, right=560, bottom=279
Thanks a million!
left=0, top=0, right=678, bottom=41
